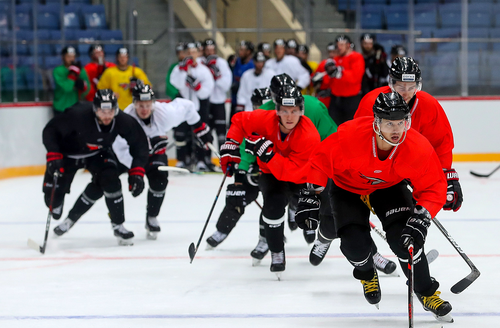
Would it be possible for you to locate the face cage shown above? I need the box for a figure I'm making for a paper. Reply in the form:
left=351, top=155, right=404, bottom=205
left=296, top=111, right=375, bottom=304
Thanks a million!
left=133, top=98, right=156, bottom=110
left=388, top=77, right=422, bottom=95
left=93, top=104, right=119, bottom=117
left=373, top=115, right=412, bottom=147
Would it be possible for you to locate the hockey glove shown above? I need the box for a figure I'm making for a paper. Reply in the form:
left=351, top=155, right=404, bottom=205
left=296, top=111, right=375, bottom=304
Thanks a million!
left=324, top=59, right=337, bottom=77
left=68, top=64, right=81, bottom=81
left=74, top=78, right=86, bottom=91
left=46, top=152, right=64, bottom=176
left=400, top=205, right=432, bottom=249
left=244, top=133, right=275, bottom=163
left=205, top=55, right=218, bottom=67
left=295, top=189, right=321, bottom=230
left=443, top=168, right=463, bottom=212
left=149, top=136, right=169, bottom=155
left=129, top=77, right=139, bottom=90
left=128, top=167, right=145, bottom=197
left=186, top=75, right=201, bottom=91
left=220, top=138, right=241, bottom=176
left=226, top=183, right=246, bottom=213
left=192, top=121, right=213, bottom=147
left=311, top=71, right=326, bottom=87
left=179, top=56, right=194, bottom=71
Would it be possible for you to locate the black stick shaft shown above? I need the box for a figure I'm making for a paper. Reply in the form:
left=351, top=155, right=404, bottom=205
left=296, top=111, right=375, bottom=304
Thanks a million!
left=41, top=171, right=59, bottom=254
left=408, top=242, right=414, bottom=328
left=190, top=173, right=228, bottom=263
left=470, top=164, right=500, bottom=178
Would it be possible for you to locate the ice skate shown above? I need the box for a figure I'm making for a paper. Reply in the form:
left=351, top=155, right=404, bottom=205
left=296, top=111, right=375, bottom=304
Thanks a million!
left=175, top=161, right=187, bottom=169
left=303, top=229, right=316, bottom=244
left=270, top=250, right=286, bottom=280
left=309, top=237, right=331, bottom=266
left=145, top=216, right=161, bottom=240
left=195, top=161, right=209, bottom=172
left=250, top=236, right=269, bottom=266
left=206, top=231, right=228, bottom=249
left=416, top=291, right=453, bottom=323
left=287, top=207, right=298, bottom=231
left=373, top=252, right=397, bottom=275
left=53, top=218, right=76, bottom=236
left=112, top=223, right=134, bottom=246
left=360, top=271, right=381, bottom=308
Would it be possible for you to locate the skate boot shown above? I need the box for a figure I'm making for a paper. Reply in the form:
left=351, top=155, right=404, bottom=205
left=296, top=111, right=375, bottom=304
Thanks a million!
left=303, top=229, right=316, bottom=244
left=287, top=207, right=298, bottom=231
left=270, top=250, right=286, bottom=280
left=416, top=291, right=453, bottom=323
left=309, top=237, right=331, bottom=266
left=373, top=252, right=397, bottom=275
left=175, top=161, right=187, bottom=169
left=112, top=223, right=134, bottom=246
left=250, top=236, right=269, bottom=266
left=145, top=216, right=161, bottom=240
left=206, top=230, right=228, bottom=249
left=53, top=218, right=76, bottom=236
left=195, top=161, right=209, bottom=172
left=360, top=270, right=381, bottom=308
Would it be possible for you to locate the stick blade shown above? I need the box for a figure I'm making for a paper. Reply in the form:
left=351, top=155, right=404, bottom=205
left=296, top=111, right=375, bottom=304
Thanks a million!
left=426, top=249, right=439, bottom=265
left=470, top=170, right=490, bottom=178
left=450, top=269, right=480, bottom=294
left=27, top=238, right=43, bottom=254
left=188, top=243, right=196, bottom=263
left=158, top=166, right=191, bottom=174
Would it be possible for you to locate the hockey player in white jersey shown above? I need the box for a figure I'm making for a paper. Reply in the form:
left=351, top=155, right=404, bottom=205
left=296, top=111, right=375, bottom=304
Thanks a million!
left=264, top=38, right=310, bottom=90
left=200, top=39, right=233, bottom=156
left=170, top=42, right=215, bottom=171
left=54, top=84, right=214, bottom=240
left=236, top=51, right=276, bottom=112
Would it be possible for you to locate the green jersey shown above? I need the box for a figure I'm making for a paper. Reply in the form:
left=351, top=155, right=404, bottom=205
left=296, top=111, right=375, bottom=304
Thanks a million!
left=53, top=65, right=90, bottom=112
left=165, top=62, right=179, bottom=100
left=238, top=95, right=338, bottom=171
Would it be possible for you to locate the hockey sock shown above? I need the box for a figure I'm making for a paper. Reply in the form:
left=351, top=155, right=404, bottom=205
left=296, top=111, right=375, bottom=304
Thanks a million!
left=147, top=187, right=166, bottom=218
left=104, top=190, right=125, bottom=225
left=339, top=224, right=374, bottom=272
left=262, top=215, right=285, bottom=253
left=259, top=213, right=266, bottom=238
left=68, top=183, right=103, bottom=221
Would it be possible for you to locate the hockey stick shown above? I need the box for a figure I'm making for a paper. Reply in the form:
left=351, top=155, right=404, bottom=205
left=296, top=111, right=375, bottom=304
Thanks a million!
left=27, top=171, right=60, bottom=254
left=158, top=166, right=191, bottom=174
left=408, top=240, right=415, bottom=328
left=188, top=171, right=228, bottom=263
left=369, top=221, right=440, bottom=264
left=207, top=142, right=220, bottom=159
left=470, top=164, right=500, bottom=178
left=254, top=199, right=263, bottom=210
left=432, top=217, right=480, bottom=294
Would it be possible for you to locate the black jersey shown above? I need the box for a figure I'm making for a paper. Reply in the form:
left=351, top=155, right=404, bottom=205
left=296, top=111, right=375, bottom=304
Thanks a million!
left=42, top=102, right=149, bottom=169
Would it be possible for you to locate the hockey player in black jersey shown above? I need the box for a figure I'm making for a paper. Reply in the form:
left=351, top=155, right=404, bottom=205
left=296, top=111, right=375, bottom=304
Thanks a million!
left=43, top=89, right=149, bottom=245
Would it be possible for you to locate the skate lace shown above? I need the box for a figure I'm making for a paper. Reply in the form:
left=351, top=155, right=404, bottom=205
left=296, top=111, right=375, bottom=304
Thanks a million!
left=211, top=231, right=228, bottom=243
left=312, top=240, right=330, bottom=257
left=254, top=238, right=269, bottom=253
left=361, top=273, right=379, bottom=293
left=114, top=224, right=130, bottom=234
left=147, top=216, right=159, bottom=228
left=421, top=291, right=444, bottom=310
left=271, top=251, right=285, bottom=264
left=373, top=252, right=390, bottom=270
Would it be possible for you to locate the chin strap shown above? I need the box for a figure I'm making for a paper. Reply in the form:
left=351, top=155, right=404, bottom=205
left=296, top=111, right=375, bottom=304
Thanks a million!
left=372, top=119, right=410, bottom=147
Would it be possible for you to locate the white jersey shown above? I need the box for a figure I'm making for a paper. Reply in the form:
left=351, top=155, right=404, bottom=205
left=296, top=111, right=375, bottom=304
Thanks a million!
left=170, top=62, right=214, bottom=110
left=236, top=68, right=276, bottom=112
left=112, top=98, right=201, bottom=168
left=197, top=56, right=233, bottom=104
left=264, top=55, right=311, bottom=89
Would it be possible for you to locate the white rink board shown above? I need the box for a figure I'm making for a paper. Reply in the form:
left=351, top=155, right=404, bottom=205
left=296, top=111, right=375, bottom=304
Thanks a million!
left=0, top=162, right=498, bottom=327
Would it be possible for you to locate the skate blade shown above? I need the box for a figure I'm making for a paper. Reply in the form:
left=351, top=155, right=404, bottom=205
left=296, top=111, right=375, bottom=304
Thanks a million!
left=434, top=313, right=454, bottom=323
left=275, top=273, right=282, bottom=281
left=252, top=258, right=262, bottom=266
left=117, top=238, right=134, bottom=246
left=373, top=303, right=380, bottom=310
left=206, top=244, right=215, bottom=250
left=146, top=231, right=158, bottom=240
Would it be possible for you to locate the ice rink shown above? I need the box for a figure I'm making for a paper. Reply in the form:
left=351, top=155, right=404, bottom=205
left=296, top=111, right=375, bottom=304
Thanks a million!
left=0, top=162, right=498, bottom=328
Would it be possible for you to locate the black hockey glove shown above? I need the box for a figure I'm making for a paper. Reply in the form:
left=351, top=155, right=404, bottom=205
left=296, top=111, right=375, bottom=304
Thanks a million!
left=192, top=120, right=213, bottom=147
left=128, top=167, right=145, bottom=197
left=324, top=59, right=338, bottom=77
left=245, top=133, right=275, bottom=163
left=311, top=71, right=326, bottom=87
left=149, top=136, right=169, bottom=155
left=185, top=75, right=201, bottom=91
left=226, top=183, right=246, bottom=213
left=74, top=78, right=86, bottom=91
left=295, top=189, right=321, bottom=230
left=220, top=138, right=241, bottom=176
left=46, top=152, right=64, bottom=176
left=443, top=168, right=463, bottom=212
left=400, top=205, right=432, bottom=249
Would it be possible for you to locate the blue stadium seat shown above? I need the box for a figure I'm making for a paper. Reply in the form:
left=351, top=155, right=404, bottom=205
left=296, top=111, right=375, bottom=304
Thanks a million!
left=468, top=51, right=481, bottom=67
left=414, top=10, right=438, bottom=29
left=51, top=30, right=77, bottom=55
left=82, top=5, right=107, bottom=30
left=434, top=28, right=461, bottom=52
left=1, top=67, right=27, bottom=91
left=44, top=55, right=61, bottom=69
left=14, top=11, right=32, bottom=30
left=337, top=0, right=355, bottom=12
left=14, top=4, right=31, bottom=13
left=64, top=5, right=83, bottom=30
left=439, top=3, right=461, bottom=14
left=430, top=52, right=459, bottom=88
left=14, top=30, right=33, bottom=56
left=468, top=28, right=489, bottom=51
left=30, top=30, right=53, bottom=56
left=490, top=28, right=500, bottom=50
left=384, top=4, right=407, bottom=15
left=469, top=12, right=492, bottom=28
left=75, top=30, right=99, bottom=56
left=18, top=56, right=43, bottom=68
left=37, top=11, right=60, bottom=30
left=39, top=3, right=62, bottom=14
left=364, top=0, right=387, bottom=4
left=362, top=5, right=385, bottom=14
left=25, top=68, right=44, bottom=90
left=494, top=13, right=500, bottom=28
left=414, top=3, right=437, bottom=13
left=469, top=3, right=494, bottom=13
left=386, top=11, right=408, bottom=30
left=415, top=28, right=433, bottom=53
left=361, top=12, right=384, bottom=29
left=440, top=11, right=461, bottom=28
left=68, top=0, right=92, bottom=3
left=100, top=30, right=123, bottom=54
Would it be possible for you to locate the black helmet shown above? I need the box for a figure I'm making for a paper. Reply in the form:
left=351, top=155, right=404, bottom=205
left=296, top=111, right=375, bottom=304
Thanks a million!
left=335, top=34, right=352, bottom=44
left=391, top=44, right=407, bottom=57
left=360, top=33, right=376, bottom=43
left=93, top=89, right=119, bottom=116
left=61, top=46, right=76, bottom=56
left=202, top=38, right=216, bottom=48
left=116, top=47, right=129, bottom=56
left=257, top=42, right=271, bottom=52
left=184, top=42, right=197, bottom=50
left=88, top=44, right=104, bottom=57
left=389, top=57, right=422, bottom=84
left=175, top=42, right=185, bottom=53
left=298, top=44, right=309, bottom=54
left=286, top=39, right=298, bottom=49
left=326, top=42, right=336, bottom=52
left=275, top=85, right=304, bottom=110
left=253, top=51, right=267, bottom=62
left=373, top=92, right=410, bottom=121
left=240, top=40, right=255, bottom=52
left=251, top=87, right=272, bottom=108
left=132, top=83, right=155, bottom=102
left=273, top=38, right=286, bottom=48
left=270, top=73, right=296, bottom=98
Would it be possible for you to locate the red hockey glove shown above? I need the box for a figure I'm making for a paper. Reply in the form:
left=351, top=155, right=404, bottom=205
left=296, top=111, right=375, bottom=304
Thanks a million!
left=128, top=167, right=145, bottom=197
left=205, top=55, right=218, bottom=67
left=244, top=133, right=275, bottom=163
left=46, top=152, right=64, bottom=176
left=179, top=56, right=194, bottom=71
left=192, top=121, right=213, bottom=147
left=443, top=168, right=463, bottom=212
left=68, top=65, right=81, bottom=81
left=186, top=75, right=201, bottom=91
left=220, top=138, right=241, bottom=176
left=149, top=136, right=169, bottom=155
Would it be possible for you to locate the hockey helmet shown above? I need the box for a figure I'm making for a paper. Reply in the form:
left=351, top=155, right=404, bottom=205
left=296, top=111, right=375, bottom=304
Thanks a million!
left=372, top=92, right=411, bottom=147
left=360, top=33, right=376, bottom=43
left=240, top=40, right=255, bottom=52
left=93, top=89, right=119, bottom=116
left=326, top=42, right=336, bottom=52
left=270, top=73, right=296, bottom=100
left=132, top=83, right=155, bottom=102
left=175, top=42, right=185, bottom=53
left=389, top=57, right=422, bottom=93
left=88, top=44, right=104, bottom=57
left=251, top=87, right=272, bottom=109
left=275, top=85, right=304, bottom=111
left=253, top=51, right=267, bottom=63
left=257, top=42, right=271, bottom=52
left=286, top=39, right=298, bottom=50
left=391, top=44, right=407, bottom=57
left=273, top=38, right=286, bottom=48
left=203, top=38, right=216, bottom=48
left=298, top=44, right=309, bottom=54
left=61, top=46, right=76, bottom=56
left=116, top=47, right=129, bottom=56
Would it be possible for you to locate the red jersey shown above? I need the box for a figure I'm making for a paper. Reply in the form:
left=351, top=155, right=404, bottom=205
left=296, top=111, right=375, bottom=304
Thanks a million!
left=354, top=86, right=454, bottom=169
left=84, top=61, right=116, bottom=102
left=228, top=109, right=321, bottom=184
left=306, top=116, right=446, bottom=217
left=315, top=59, right=331, bottom=108
left=330, top=51, right=365, bottom=97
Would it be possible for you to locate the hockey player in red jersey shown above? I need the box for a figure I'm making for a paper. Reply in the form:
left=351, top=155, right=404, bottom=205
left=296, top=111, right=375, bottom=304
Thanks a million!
left=355, top=57, right=462, bottom=212
left=219, top=85, right=321, bottom=278
left=296, top=92, right=453, bottom=322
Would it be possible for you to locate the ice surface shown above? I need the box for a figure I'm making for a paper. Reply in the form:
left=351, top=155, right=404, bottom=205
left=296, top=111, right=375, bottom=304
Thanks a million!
left=0, top=162, right=498, bottom=327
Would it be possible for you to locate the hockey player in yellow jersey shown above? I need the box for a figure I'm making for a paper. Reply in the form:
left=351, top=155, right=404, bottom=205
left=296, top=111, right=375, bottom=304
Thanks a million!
left=97, top=47, right=151, bottom=110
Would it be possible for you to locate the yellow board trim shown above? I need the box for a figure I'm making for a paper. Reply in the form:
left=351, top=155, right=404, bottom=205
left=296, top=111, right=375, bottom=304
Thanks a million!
left=453, top=153, right=500, bottom=162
